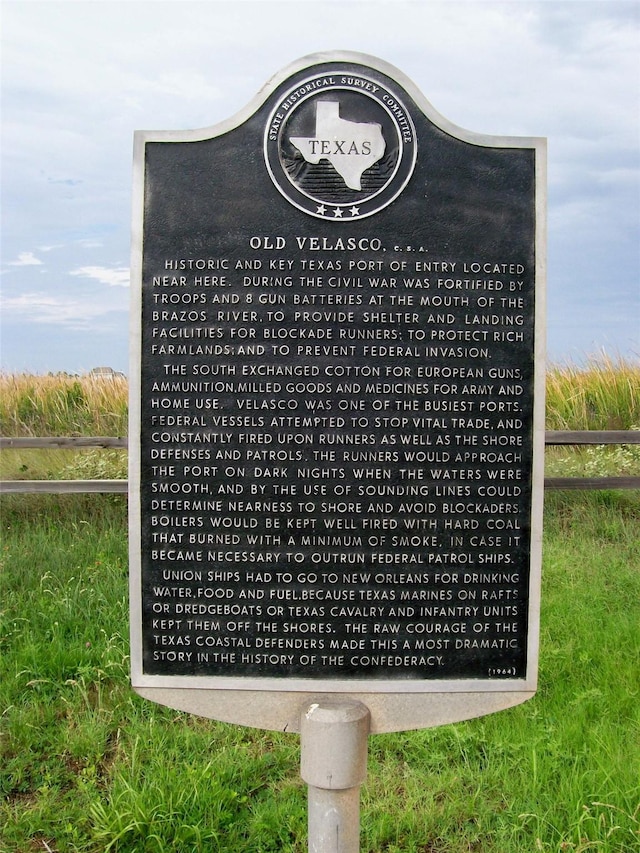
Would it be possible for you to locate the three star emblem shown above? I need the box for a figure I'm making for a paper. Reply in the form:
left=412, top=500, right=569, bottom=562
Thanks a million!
left=315, top=205, right=361, bottom=218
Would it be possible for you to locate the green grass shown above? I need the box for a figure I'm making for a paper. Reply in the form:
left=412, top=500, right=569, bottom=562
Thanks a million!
left=0, top=448, right=128, bottom=482
left=1, top=492, right=639, bottom=852
left=1, top=362, right=639, bottom=850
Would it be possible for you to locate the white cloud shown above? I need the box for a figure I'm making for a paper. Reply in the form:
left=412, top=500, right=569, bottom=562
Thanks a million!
left=7, top=251, right=43, bottom=266
left=2, top=289, right=128, bottom=331
left=70, top=266, right=130, bottom=288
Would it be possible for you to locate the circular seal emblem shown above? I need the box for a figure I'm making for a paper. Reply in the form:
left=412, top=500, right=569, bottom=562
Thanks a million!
left=265, top=72, right=417, bottom=221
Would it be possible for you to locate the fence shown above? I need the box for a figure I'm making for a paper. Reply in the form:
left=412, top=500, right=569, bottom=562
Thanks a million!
left=1, top=432, right=639, bottom=493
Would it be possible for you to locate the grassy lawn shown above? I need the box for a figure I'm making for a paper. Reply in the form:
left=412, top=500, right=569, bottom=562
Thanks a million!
left=1, top=490, right=638, bottom=852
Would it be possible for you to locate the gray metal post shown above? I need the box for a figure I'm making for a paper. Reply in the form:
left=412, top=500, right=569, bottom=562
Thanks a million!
left=300, top=701, right=370, bottom=853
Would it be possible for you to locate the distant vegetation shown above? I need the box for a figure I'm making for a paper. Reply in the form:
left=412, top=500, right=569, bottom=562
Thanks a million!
left=545, top=355, right=640, bottom=431
left=0, top=355, right=638, bottom=437
left=0, top=371, right=128, bottom=437
left=1, top=356, right=638, bottom=484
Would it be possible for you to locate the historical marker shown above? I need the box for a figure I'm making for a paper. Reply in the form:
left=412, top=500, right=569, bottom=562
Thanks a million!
left=129, top=52, right=546, bottom=733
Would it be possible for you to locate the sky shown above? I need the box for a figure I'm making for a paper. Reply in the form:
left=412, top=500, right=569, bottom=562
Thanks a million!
left=1, top=0, right=638, bottom=375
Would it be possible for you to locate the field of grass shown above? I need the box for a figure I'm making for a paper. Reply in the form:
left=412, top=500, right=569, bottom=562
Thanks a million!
left=1, top=360, right=639, bottom=851
left=1, top=356, right=639, bottom=440
left=0, top=373, right=128, bottom=438
left=544, top=356, right=639, bottom=431
left=543, top=356, right=640, bottom=481
left=1, top=490, right=638, bottom=852
left=1, top=356, right=639, bottom=484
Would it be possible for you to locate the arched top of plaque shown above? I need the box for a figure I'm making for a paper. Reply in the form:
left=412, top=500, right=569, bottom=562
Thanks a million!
left=136, top=50, right=545, bottom=150
left=130, top=53, right=546, bottom=733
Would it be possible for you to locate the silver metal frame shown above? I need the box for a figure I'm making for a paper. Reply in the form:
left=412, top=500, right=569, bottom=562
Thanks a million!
left=129, top=51, right=546, bottom=733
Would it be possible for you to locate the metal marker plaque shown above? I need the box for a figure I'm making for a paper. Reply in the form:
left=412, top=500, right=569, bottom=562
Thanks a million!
left=129, top=53, right=546, bottom=732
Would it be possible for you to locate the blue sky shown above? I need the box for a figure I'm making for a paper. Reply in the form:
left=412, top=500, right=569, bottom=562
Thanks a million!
left=2, top=0, right=638, bottom=374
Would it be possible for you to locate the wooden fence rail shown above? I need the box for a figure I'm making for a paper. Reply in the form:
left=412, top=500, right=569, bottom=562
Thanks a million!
left=1, top=431, right=639, bottom=493
left=0, top=436, right=128, bottom=449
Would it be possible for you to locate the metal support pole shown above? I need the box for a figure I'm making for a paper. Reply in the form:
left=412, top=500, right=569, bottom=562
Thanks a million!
left=300, top=701, right=370, bottom=853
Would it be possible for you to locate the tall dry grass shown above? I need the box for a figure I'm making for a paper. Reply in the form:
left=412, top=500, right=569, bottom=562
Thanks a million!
left=0, top=356, right=638, bottom=437
left=0, top=372, right=128, bottom=437
left=545, top=354, right=640, bottom=431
